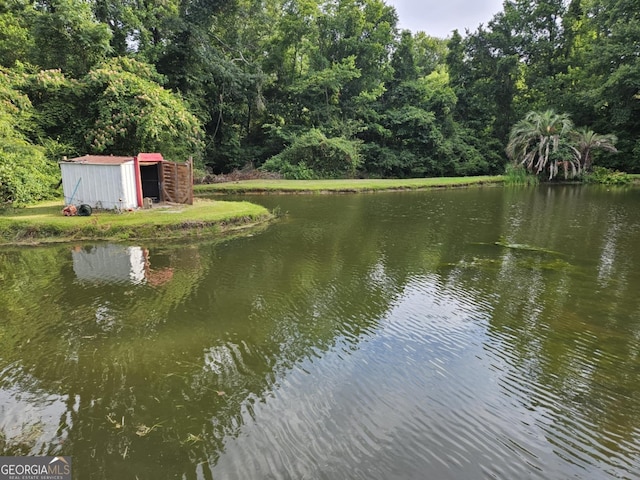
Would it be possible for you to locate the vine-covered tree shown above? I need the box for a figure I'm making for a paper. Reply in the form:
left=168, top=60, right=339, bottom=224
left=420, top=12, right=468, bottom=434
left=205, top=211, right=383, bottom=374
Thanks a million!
left=578, top=0, right=640, bottom=171
left=0, top=70, right=58, bottom=205
left=82, top=57, right=204, bottom=160
left=0, top=3, right=33, bottom=67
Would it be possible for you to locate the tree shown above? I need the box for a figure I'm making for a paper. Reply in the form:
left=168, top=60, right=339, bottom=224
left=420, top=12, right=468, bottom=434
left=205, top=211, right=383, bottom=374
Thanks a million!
left=31, top=0, right=112, bottom=76
left=362, top=62, right=487, bottom=178
left=155, top=0, right=273, bottom=171
left=570, top=127, right=617, bottom=171
left=506, top=109, right=576, bottom=180
left=446, top=25, right=520, bottom=166
left=412, top=32, right=448, bottom=77
left=258, top=0, right=400, bottom=175
left=389, top=30, right=419, bottom=86
left=82, top=57, right=204, bottom=160
left=0, top=6, right=33, bottom=67
left=317, top=0, right=396, bottom=93
left=577, top=0, right=640, bottom=171
left=15, top=66, right=83, bottom=156
left=91, top=0, right=180, bottom=60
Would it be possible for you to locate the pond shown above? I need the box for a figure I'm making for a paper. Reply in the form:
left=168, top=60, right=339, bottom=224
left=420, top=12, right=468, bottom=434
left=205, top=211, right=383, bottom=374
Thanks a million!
left=1, top=185, right=640, bottom=479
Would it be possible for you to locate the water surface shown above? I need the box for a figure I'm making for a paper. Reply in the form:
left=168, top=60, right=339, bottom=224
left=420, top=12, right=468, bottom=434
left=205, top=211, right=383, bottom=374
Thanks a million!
left=1, top=185, right=640, bottom=479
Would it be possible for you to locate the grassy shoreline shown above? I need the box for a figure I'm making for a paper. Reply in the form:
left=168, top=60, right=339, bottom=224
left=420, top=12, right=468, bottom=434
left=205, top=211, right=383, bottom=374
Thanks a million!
left=0, top=199, right=273, bottom=246
left=5, top=175, right=635, bottom=246
left=194, top=176, right=504, bottom=194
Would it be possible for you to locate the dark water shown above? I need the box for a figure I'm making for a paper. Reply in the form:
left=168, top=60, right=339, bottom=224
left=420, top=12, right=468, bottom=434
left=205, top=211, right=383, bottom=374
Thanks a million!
left=2, top=185, right=640, bottom=479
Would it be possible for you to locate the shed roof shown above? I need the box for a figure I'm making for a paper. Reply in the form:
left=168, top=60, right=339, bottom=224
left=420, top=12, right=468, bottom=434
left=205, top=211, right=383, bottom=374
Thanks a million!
left=62, top=155, right=134, bottom=165
left=137, top=152, right=164, bottom=163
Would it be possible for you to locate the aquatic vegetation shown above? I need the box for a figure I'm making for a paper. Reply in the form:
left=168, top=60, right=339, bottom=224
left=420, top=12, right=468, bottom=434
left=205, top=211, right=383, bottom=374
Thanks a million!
left=494, top=239, right=562, bottom=255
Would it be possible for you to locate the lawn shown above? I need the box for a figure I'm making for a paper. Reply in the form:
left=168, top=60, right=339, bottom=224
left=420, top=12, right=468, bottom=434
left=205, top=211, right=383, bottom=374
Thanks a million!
left=0, top=199, right=272, bottom=245
left=194, top=176, right=504, bottom=194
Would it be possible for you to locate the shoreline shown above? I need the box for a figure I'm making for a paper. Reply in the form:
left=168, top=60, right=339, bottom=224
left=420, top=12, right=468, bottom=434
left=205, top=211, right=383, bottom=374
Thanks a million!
left=194, top=176, right=505, bottom=195
left=8, top=175, right=633, bottom=246
left=0, top=199, right=273, bottom=246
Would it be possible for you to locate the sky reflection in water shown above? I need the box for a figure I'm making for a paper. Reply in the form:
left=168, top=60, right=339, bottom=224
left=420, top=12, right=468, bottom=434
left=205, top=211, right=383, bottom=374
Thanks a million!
left=1, top=185, right=640, bottom=479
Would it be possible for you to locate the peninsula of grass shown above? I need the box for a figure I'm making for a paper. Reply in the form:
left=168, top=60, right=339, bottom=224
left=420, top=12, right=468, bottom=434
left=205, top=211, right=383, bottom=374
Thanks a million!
left=0, top=198, right=272, bottom=245
left=194, top=176, right=504, bottom=195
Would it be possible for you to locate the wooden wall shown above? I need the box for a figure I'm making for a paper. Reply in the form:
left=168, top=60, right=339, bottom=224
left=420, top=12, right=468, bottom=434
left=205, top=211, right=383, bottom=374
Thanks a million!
left=160, top=159, right=193, bottom=205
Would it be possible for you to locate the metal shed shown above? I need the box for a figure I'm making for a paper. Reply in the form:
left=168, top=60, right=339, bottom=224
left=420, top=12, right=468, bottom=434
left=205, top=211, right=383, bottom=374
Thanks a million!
left=60, top=155, right=138, bottom=210
left=60, top=154, right=193, bottom=210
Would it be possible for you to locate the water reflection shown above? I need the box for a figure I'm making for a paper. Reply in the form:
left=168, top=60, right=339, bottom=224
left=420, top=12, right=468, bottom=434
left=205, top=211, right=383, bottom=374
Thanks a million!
left=72, top=245, right=147, bottom=284
left=72, top=244, right=175, bottom=287
left=434, top=186, right=640, bottom=478
left=0, top=186, right=640, bottom=479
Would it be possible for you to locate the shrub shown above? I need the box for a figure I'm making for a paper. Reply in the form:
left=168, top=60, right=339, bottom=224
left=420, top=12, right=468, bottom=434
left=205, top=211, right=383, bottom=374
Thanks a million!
left=584, top=166, right=631, bottom=185
left=0, top=147, right=59, bottom=205
left=261, top=129, right=361, bottom=179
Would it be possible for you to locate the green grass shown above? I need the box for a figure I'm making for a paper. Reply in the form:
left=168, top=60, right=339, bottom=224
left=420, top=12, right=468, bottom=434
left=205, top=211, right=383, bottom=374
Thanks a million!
left=194, top=176, right=504, bottom=194
left=0, top=199, right=272, bottom=245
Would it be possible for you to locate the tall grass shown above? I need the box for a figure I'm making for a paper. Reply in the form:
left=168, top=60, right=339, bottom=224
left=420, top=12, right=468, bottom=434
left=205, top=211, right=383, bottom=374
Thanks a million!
left=503, top=164, right=539, bottom=186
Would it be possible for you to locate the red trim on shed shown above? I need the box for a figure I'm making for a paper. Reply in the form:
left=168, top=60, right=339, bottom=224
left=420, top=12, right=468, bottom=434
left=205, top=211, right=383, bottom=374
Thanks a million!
left=134, top=156, right=144, bottom=208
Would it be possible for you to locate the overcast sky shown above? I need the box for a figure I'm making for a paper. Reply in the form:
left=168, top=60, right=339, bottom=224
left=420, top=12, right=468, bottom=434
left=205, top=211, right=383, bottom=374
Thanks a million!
left=384, top=0, right=505, bottom=38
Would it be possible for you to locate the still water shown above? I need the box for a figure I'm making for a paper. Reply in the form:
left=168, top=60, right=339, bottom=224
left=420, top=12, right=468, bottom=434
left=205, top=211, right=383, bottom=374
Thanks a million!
left=2, top=185, right=640, bottom=479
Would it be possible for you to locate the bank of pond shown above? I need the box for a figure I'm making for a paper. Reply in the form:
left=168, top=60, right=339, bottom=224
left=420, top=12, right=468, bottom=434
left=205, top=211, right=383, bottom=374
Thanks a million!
left=0, top=199, right=272, bottom=245
left=193, top=175, right=504, bottom=194
left=3, top=174, right=639, bottom=245
left=0, top=176, right=504, bottom=245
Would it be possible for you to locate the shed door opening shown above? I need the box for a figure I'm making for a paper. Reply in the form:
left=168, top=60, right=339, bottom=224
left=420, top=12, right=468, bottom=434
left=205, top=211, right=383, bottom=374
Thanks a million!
left=140, top=164, right=161, bottom=202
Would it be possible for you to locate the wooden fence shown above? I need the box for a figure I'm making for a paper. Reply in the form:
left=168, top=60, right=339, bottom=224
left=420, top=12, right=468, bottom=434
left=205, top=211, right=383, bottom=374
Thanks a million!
left=160, top=158, right=193, bottom=205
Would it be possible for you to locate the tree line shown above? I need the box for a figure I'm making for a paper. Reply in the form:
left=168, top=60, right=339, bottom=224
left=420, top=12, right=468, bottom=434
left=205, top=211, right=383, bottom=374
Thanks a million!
left=0, top=0, right=637, bottom=204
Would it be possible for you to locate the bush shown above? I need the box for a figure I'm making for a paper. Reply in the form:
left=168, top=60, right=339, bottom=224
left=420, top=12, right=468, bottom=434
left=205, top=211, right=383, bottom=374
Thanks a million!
left=261, top=129, right=361, bottom=179
left=0, top=145, right=59, bottom=205
left=276, top=161, right=316, bottom=180
left=584, top=166, right=631, bottom=185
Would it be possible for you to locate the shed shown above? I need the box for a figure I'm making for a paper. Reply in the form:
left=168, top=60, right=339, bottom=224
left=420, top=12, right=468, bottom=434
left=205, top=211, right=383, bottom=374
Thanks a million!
left=60, top=154, right=193, bottom=210
left=60, top=155, right=138, bottom=210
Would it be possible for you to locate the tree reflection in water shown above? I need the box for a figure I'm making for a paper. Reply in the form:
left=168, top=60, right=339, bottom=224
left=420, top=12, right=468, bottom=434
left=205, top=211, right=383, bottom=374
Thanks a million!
left=1, top=186, right=640, bottom=479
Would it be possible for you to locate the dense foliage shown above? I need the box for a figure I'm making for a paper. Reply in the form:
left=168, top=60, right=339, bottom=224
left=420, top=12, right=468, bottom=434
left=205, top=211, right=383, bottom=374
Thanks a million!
left=261, top=129, right=361, bottom=179
left=0, top=0, right=637, bottom=203
left=506, top=109, right=619, bottom=180
left=0, top=69, right=58, bottom=205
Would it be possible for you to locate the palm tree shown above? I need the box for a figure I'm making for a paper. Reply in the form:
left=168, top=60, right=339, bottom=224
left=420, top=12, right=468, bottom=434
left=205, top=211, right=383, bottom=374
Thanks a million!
left=506, top=110, right=575, bottom=180
left=570, top=127, right=618, bottom=172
